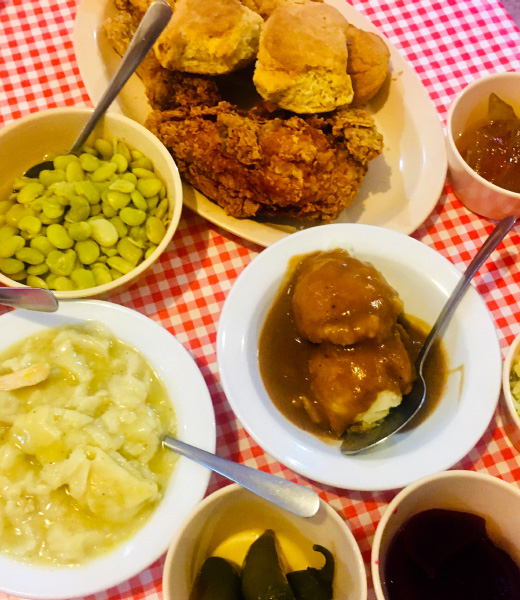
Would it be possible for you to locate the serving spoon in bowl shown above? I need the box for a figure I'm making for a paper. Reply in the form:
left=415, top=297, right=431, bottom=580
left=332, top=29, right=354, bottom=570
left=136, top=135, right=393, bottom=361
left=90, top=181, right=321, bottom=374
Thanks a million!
left=162, top=435, right=320, bottom=518
left=341, top=215, right=517, bottom=455
left=24, top=0, right=172, bottom=178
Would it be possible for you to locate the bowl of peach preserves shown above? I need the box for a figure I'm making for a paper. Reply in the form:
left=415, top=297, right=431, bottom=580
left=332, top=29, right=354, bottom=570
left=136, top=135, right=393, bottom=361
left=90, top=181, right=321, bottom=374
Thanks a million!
left=446, top=71, right=520, bottom=220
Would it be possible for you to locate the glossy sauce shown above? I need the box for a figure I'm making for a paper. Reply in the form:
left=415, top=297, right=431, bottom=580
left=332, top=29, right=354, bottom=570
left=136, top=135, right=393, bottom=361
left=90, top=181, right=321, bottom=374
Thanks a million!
left=456, top=93, right=520, bottom=193
left=385, top=509, right=520, bottom=600
left=258, top=255, right=447, bottom=440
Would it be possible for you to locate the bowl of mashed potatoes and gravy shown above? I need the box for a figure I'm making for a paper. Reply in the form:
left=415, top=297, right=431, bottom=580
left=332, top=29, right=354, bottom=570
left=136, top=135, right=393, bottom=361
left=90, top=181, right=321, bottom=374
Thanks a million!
left=217, top=223, right=501, bottom=490
left=258, top=248, right=447, bottom=440
left=0, top=300, right=215, bottom=599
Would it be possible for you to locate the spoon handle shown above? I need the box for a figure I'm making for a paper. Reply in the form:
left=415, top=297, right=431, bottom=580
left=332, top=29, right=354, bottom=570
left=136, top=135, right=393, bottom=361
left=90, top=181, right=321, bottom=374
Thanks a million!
left=417, top=215, right=517, bottom=368
left=162, top=435, right=320, bottom=518
left=0, top=288, right=58, bottom=312
left=69, top=0, right=172, bottom=154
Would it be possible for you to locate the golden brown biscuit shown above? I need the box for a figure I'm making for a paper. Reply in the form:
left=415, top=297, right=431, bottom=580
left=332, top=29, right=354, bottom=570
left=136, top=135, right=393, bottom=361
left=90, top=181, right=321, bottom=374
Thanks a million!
left=240, top=0, right=322, bottom=20
left=253, top=1, right=354, bottom=113
left=154, top=0, right=263, bottom=75
left=346, top=24, right=390, bottom=105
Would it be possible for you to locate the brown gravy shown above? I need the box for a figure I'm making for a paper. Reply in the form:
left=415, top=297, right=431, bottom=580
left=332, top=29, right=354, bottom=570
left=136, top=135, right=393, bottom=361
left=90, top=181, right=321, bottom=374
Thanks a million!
left=258, top=256, right=448, bottom=441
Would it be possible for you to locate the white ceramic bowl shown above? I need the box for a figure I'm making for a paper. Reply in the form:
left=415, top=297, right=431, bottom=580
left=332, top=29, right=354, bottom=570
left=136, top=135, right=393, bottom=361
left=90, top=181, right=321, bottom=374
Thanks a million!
left=217, top=223, right=501, bottom=491
left=0, top=107, right=183, bottom=298
left=162, top=483, right=367, bottom=600
left=501, top=332, right=520, bottom=452
left=372, top=470, right=520, bottom=600
left=446, top=71, right=520, bottom=219
left=0, top=300, right=215, bottom=599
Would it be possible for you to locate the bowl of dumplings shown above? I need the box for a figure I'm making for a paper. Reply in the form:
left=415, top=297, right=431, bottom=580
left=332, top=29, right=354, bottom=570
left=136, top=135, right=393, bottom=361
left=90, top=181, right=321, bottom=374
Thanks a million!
left=0, top=299, right=215, bottom=599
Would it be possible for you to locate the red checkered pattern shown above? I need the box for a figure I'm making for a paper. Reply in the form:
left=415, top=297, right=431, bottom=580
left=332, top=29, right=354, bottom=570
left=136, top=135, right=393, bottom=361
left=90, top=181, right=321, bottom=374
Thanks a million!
left=1, top=1, right=520, bottom=599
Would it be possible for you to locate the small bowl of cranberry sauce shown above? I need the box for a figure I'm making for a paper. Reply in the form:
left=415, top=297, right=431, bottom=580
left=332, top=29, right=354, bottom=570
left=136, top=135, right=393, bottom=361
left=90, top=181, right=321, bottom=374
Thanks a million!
left=446, top=71, right=520, bottom=220
left=372, top=470, right=520, bottom=600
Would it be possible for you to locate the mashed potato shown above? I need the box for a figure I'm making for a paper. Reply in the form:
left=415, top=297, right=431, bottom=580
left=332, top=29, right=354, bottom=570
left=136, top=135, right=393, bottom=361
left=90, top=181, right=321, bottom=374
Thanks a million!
left=0, top=322, right=176, bottom=566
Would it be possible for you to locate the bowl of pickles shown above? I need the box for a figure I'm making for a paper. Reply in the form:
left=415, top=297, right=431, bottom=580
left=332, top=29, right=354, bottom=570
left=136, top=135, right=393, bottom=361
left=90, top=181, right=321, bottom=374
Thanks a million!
left=0, top=107, right=183, bottom=298
left=162, top=483, right=367, bottom=600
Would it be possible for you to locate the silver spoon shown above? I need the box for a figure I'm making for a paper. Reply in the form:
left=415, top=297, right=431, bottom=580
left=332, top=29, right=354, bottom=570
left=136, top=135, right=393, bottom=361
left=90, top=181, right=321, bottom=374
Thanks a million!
left=162, top=435, right=320, bottom=518
left=341, top=215, right=517, bottom=455
left=0, top=287, right=58, bottom=312
left=24, top=0, right=172, bottom=178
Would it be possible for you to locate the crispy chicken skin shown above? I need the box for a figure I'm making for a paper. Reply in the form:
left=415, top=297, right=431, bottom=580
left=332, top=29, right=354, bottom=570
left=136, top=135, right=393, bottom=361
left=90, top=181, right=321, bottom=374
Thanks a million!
left=146, top=103, right=382, bottom=220
left=292, top=249, right=403, bottom=344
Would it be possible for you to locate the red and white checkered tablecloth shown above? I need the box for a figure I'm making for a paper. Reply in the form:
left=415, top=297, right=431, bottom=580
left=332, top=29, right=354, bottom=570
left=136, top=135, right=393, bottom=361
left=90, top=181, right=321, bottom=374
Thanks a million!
left=1, top=0, right=520, bottom=599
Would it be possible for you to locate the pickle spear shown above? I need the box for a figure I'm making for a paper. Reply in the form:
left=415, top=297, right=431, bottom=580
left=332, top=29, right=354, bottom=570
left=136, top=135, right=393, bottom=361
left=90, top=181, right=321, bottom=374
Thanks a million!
left=241, top=530, right=296, bottom=600
left=287, top=545, right=335, bottom=600
left=190, top=556, right=242, bottom=600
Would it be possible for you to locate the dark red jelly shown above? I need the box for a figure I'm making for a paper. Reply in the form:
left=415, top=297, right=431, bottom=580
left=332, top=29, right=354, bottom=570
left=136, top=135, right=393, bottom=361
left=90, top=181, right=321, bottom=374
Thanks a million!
left=384, top=508, right=520, bottom=600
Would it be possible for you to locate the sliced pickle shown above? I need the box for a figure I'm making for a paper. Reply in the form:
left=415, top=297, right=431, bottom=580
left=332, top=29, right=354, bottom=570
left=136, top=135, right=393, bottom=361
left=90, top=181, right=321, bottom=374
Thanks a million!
left=189, top=556, right=242, bottom=600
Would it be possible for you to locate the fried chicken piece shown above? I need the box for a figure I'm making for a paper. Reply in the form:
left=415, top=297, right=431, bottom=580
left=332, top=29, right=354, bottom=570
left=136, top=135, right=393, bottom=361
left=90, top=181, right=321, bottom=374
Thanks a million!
left=146, top=102, right=383, bottom=220
left=114, top=0, right=174, bottom=17
left=103, top=4, right=222, bottom=110
left=292, top=250, right=404, bottom=345
left=154, top=0, right=263, bottom=75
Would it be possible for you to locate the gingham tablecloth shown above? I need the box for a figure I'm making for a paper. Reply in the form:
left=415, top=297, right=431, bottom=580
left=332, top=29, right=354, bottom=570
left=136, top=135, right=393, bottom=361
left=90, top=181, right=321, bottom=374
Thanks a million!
left=1, top=1, right=520, bottom=599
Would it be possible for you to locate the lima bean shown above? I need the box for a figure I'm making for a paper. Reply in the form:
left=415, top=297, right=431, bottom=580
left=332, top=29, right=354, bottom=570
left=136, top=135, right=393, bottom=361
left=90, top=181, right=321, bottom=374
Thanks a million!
left=71, top=268, right=96, bottom=289
left=46, top=249, right=76, bottom=276
left=18, top=215, right=42, bottom=236
left=120, top=207, right=146, bottom=226
left=0, top=236, right=25, bottom=258
left=15, top=247, right=45, bottom=265
left=26, top=275, right=48, bottom=289
left=90, top=219, right=118, bottom=247
left=146, top=216, right=165, bottom=245
left=75, top=239, right=100, bottom=265
left=0, top=257, right=24, bottom=275
left=117, top=237, right=143, bottom=266
left=47, top=224, right=74, bottom=249
left=31, top=236, right=55, bottom=256
left=53, top=276, right=75, bottom=291
left=27, top=263, right=49, bottom=276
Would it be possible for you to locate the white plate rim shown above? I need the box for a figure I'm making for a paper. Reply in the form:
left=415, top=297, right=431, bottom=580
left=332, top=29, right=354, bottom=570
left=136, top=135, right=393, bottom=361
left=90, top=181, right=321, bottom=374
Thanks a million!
left=0, top=300, right=216, bottom=599
left=216, top=224, right=501, bottom=491
left=72, top=0, right=447, bottom=247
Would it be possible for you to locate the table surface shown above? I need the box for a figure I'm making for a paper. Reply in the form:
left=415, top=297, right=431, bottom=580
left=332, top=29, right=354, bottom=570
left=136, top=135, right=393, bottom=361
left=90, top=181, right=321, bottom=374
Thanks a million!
left=1, top=0, right=520, bottom=599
